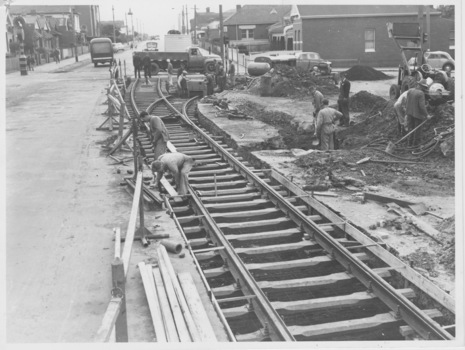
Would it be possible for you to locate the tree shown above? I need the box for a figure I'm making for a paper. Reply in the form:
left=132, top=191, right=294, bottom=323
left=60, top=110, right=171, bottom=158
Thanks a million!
left=100, top=24, right=121, bottom=38
left=437, top=5, right=454, bottom=19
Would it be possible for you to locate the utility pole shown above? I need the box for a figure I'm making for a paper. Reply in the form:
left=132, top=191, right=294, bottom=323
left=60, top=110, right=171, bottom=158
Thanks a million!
left=194, top=5, right=197, bottom=44
left=182, top=6, right=185, bottom=34
left=219, top=5, right=224, bottom=64
left=426, top=6, right=431, bottom=51
left=112, top=6, right=116, bottom=43
left=128, top=8, right=134, bottom=49
left=186, top=5, right=189, bottom=35
left=125, top=12, right=128, bottom=38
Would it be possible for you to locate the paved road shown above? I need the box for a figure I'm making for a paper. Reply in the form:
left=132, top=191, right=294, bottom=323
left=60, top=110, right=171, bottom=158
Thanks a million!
left=5, top=50, right=136, bottom=342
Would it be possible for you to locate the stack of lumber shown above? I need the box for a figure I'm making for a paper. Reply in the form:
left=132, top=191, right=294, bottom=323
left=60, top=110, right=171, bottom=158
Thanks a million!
left=138, top=245, right=217, bottom=342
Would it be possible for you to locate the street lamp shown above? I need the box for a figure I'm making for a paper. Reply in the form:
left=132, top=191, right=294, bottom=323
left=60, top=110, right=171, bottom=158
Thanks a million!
left=128, top=8, right=134, bottom=49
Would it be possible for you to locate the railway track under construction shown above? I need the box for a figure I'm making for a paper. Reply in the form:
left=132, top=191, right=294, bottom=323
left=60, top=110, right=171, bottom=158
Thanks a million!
left=125, top=76, right=455, bottom=342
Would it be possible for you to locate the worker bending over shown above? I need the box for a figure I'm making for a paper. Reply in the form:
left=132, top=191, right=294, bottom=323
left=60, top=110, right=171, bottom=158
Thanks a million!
left=140, top=111, right=170, bottom=159
left=151, top=153, right=196, bottom=195
left=315, top=99, right=343, bottom=151
left=394, top=90, right=409, bottom=134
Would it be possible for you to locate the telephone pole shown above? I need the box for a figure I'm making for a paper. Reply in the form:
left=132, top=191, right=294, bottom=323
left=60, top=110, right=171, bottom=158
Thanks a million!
left=193, top=5, right=197, bottom=44
left=219, top=5, right=224, bottom=63
left=182, top=6, right=185, bottom=34
left=186, top=5, right=189, bottom=35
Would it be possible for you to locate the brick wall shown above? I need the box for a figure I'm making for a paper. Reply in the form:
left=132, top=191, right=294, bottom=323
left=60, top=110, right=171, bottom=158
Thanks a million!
left=301, top=15, right=454, bottom=67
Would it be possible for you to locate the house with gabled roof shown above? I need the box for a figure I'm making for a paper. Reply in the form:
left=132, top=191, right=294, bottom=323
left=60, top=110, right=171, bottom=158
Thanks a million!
left=224, top=4, right=292, bottom=51
left=285, top=4, right=454, bottom=67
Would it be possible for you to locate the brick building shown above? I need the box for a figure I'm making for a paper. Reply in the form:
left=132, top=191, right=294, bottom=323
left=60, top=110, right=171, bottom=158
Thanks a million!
left=288, top=5, right=454, bottom=67
left=224, top=4, right=291, bottom=52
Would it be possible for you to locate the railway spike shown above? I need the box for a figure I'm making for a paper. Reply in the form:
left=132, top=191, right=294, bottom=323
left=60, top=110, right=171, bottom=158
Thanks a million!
left=263, top=323, right=270, bottom=338
left=235, top=279, right=241, bottom=290
left=367, top=280, right=373, bottom=292
left=395, top=305, right=402, bottom=319
left=247, top=301, right=254, bottom=311
left=347, top=263, right=352, bottom=274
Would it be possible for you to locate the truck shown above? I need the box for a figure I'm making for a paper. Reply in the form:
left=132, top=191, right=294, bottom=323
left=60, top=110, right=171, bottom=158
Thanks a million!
left=132, top=46, right=221, bottom=75
left=90, top=38, right=114, bottom=67
left=164, top=34, right=192, bottom=52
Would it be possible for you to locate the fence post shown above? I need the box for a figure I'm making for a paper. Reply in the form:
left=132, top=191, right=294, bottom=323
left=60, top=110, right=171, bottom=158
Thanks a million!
left=111, top=257, right=128, bottom=342
left=132, top=114, right=138, bottom=177
left=119, top=101, right=126, bottom=140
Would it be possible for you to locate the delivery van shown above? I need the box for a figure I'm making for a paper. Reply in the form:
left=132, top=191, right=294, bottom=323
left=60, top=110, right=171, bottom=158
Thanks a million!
left=90, top=38, right=114, bottom=67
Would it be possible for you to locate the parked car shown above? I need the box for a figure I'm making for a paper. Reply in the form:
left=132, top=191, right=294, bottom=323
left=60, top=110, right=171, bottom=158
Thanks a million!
left=295, top=52, right=332, bottom=74
left=408, top=51, right=455, bottom=72
left=112, top=43, right=125, bottom=52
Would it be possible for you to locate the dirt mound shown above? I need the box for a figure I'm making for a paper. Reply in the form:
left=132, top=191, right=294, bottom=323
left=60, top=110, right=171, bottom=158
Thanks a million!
left=437, top=216, right=455, bottom=272
left=344, top=65, right=392, bottom=81
left=349, top=91, right=388, bottom=113
left=248, top=64, right=339, bottom=99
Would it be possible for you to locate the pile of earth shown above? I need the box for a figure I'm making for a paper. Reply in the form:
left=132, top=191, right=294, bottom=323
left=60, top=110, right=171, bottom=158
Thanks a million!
left=344, top=65, right=392, bottom=81
left=349, top=90, right=389, bottom=113
left=337, top=96, right=455, bottom=153
left=405, top=248, right=439, bottom=277
left=248, top=64, right=339, bottom=98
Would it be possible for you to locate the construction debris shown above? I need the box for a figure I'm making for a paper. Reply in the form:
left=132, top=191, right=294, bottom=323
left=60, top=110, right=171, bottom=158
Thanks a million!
left=344, top=65, right=392, bottom=81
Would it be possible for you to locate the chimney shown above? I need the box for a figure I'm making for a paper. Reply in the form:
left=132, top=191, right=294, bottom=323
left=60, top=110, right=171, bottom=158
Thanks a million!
left=236, top=5, right=241, bottom=11
left=206, top=7, right=210, bottom=13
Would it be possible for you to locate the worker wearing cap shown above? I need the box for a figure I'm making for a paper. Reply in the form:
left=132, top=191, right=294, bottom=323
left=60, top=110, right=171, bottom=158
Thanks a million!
left=140, top=111, right=170, bottom=159
left=204, top=71, right=214, bottom=96
left=133, top=54, right=141, bottom=79
left=394, top=90, right=410, bottom=135
left=337, top=73, right=351, bottom=126
left=151, top=152, right=196, bottom=195
left=228, top=60, right=236, bottom=88
left=315, top=99, right=343, bottom=151
left=405, top=79, right=432, bottom=146
left=166, top=59, right=173, bottom=93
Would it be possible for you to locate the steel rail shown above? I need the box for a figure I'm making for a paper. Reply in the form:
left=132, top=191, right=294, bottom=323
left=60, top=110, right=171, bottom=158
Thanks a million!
left=155, top=79, right=295, bottom=341
left=155, top=78, right=453, bottom=341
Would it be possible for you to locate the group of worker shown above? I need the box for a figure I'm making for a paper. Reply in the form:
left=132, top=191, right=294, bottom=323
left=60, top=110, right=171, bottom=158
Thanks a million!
left=310, top=73, right=351, bottom=151
left=393, top=79, right=432, bottom=146
left=311, top=72, right=430, bottom=150
left=139, top=111, right=196, bottom=196
left=132, top=55, right=153, bottom=85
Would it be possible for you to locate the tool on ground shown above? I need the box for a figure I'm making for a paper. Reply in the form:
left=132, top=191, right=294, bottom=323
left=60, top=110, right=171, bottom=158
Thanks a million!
left=356, top=156, right=427, bottom=165
left=385, top=120, right=427, bottom=154
left=310, top=117, right=320, bottom=146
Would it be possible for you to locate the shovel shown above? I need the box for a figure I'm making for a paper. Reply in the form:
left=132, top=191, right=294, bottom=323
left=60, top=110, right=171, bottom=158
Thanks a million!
left=310, top=116, right=320, bottom=146
left=385, top=120, right=427, bottom=154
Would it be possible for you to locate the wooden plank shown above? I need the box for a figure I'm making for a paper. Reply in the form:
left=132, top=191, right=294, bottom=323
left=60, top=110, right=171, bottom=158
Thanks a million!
left=200, top=192, right=262, bottom=203
left=157, top=250, right=192, bottom=342
left=203, top=266, right=230, bottom=279
left=288, top=309, right=442, bottom=340
left=158, top=246, right=202, bottom=342
left=191, top=180, right=251, bottom=189
left=151, top=267, right=179, bottom=342
left=234, top=240, right=317, bottom=255
left=273, top=288, right=415, bottom=314
left=188, top=173, right=244, bottom=182
left=95, top=297, right=122, bottom=342
left=137, top=262, right=167, bottom=342
left=363, top=192, right=416, bottom=207
left=204, top=198, right=296, bottom=210
left=218, top=217, right=334, bottom=233
left=121, top=171, right=143, bottom=277
left=271, top=169, right=455, bottom=313
left=210, top=206, right=308, bottom=220
left=177, top=272, right=218, bottom=341
left=198, top=185, right=280, bottom=197
left=114, top=227, right=121, bottom=259
left=235, top=329, right=267, bottom=342
left=258, top=267, right=392, bottom=291
left=245, top=253, right=369, bottom=273
left=226, top=228, right=302, bottom=242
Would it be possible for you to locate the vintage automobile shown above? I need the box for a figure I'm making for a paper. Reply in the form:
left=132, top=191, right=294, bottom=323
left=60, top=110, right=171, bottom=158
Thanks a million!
left=112, top=43, right=125, bottom=52
left=408, top=51, right=455, bottom=72
left=295, top=52, right=332, bottom=75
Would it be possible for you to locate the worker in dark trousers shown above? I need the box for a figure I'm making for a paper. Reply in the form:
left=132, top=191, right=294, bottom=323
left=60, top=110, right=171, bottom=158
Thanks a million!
left=214, top=60, right=220, bottom=87
left=166, top=59, right=173, bottom=93
left=151, top=152, right=196, bottom=195
left=405, top=79, right=432, bottom=146
left=217, top=64, right=226, bottom=92
left=178, top=71, right=189, bottom=98
left=204, top=72, right=214, bottom=95
left=133, top=54, right=141, bottom=78
left=27, top=55, right=32, bottom=71
left=337, top=73, right=351, bottom=126
left=228, top=60, right=236, bottom=88
left=140, top=111, right=170, bottom=160
left=142, top=55, right=151, bottom=85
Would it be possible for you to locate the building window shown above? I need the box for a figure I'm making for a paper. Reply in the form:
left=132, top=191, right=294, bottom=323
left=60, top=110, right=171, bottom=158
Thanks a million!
left=365, top=29, right=375, bottom=52
left=449, top=30, right=455, bottom=49
left=241, top=29, right=254, bottom=39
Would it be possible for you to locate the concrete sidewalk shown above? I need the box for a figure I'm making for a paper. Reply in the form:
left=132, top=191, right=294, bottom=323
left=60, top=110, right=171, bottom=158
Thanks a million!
left=7, top=52, right=92, bottom=74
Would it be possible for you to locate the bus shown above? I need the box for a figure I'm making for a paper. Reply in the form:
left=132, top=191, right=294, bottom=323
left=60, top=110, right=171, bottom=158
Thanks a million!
left=90, top=38, right=114, bottom=67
